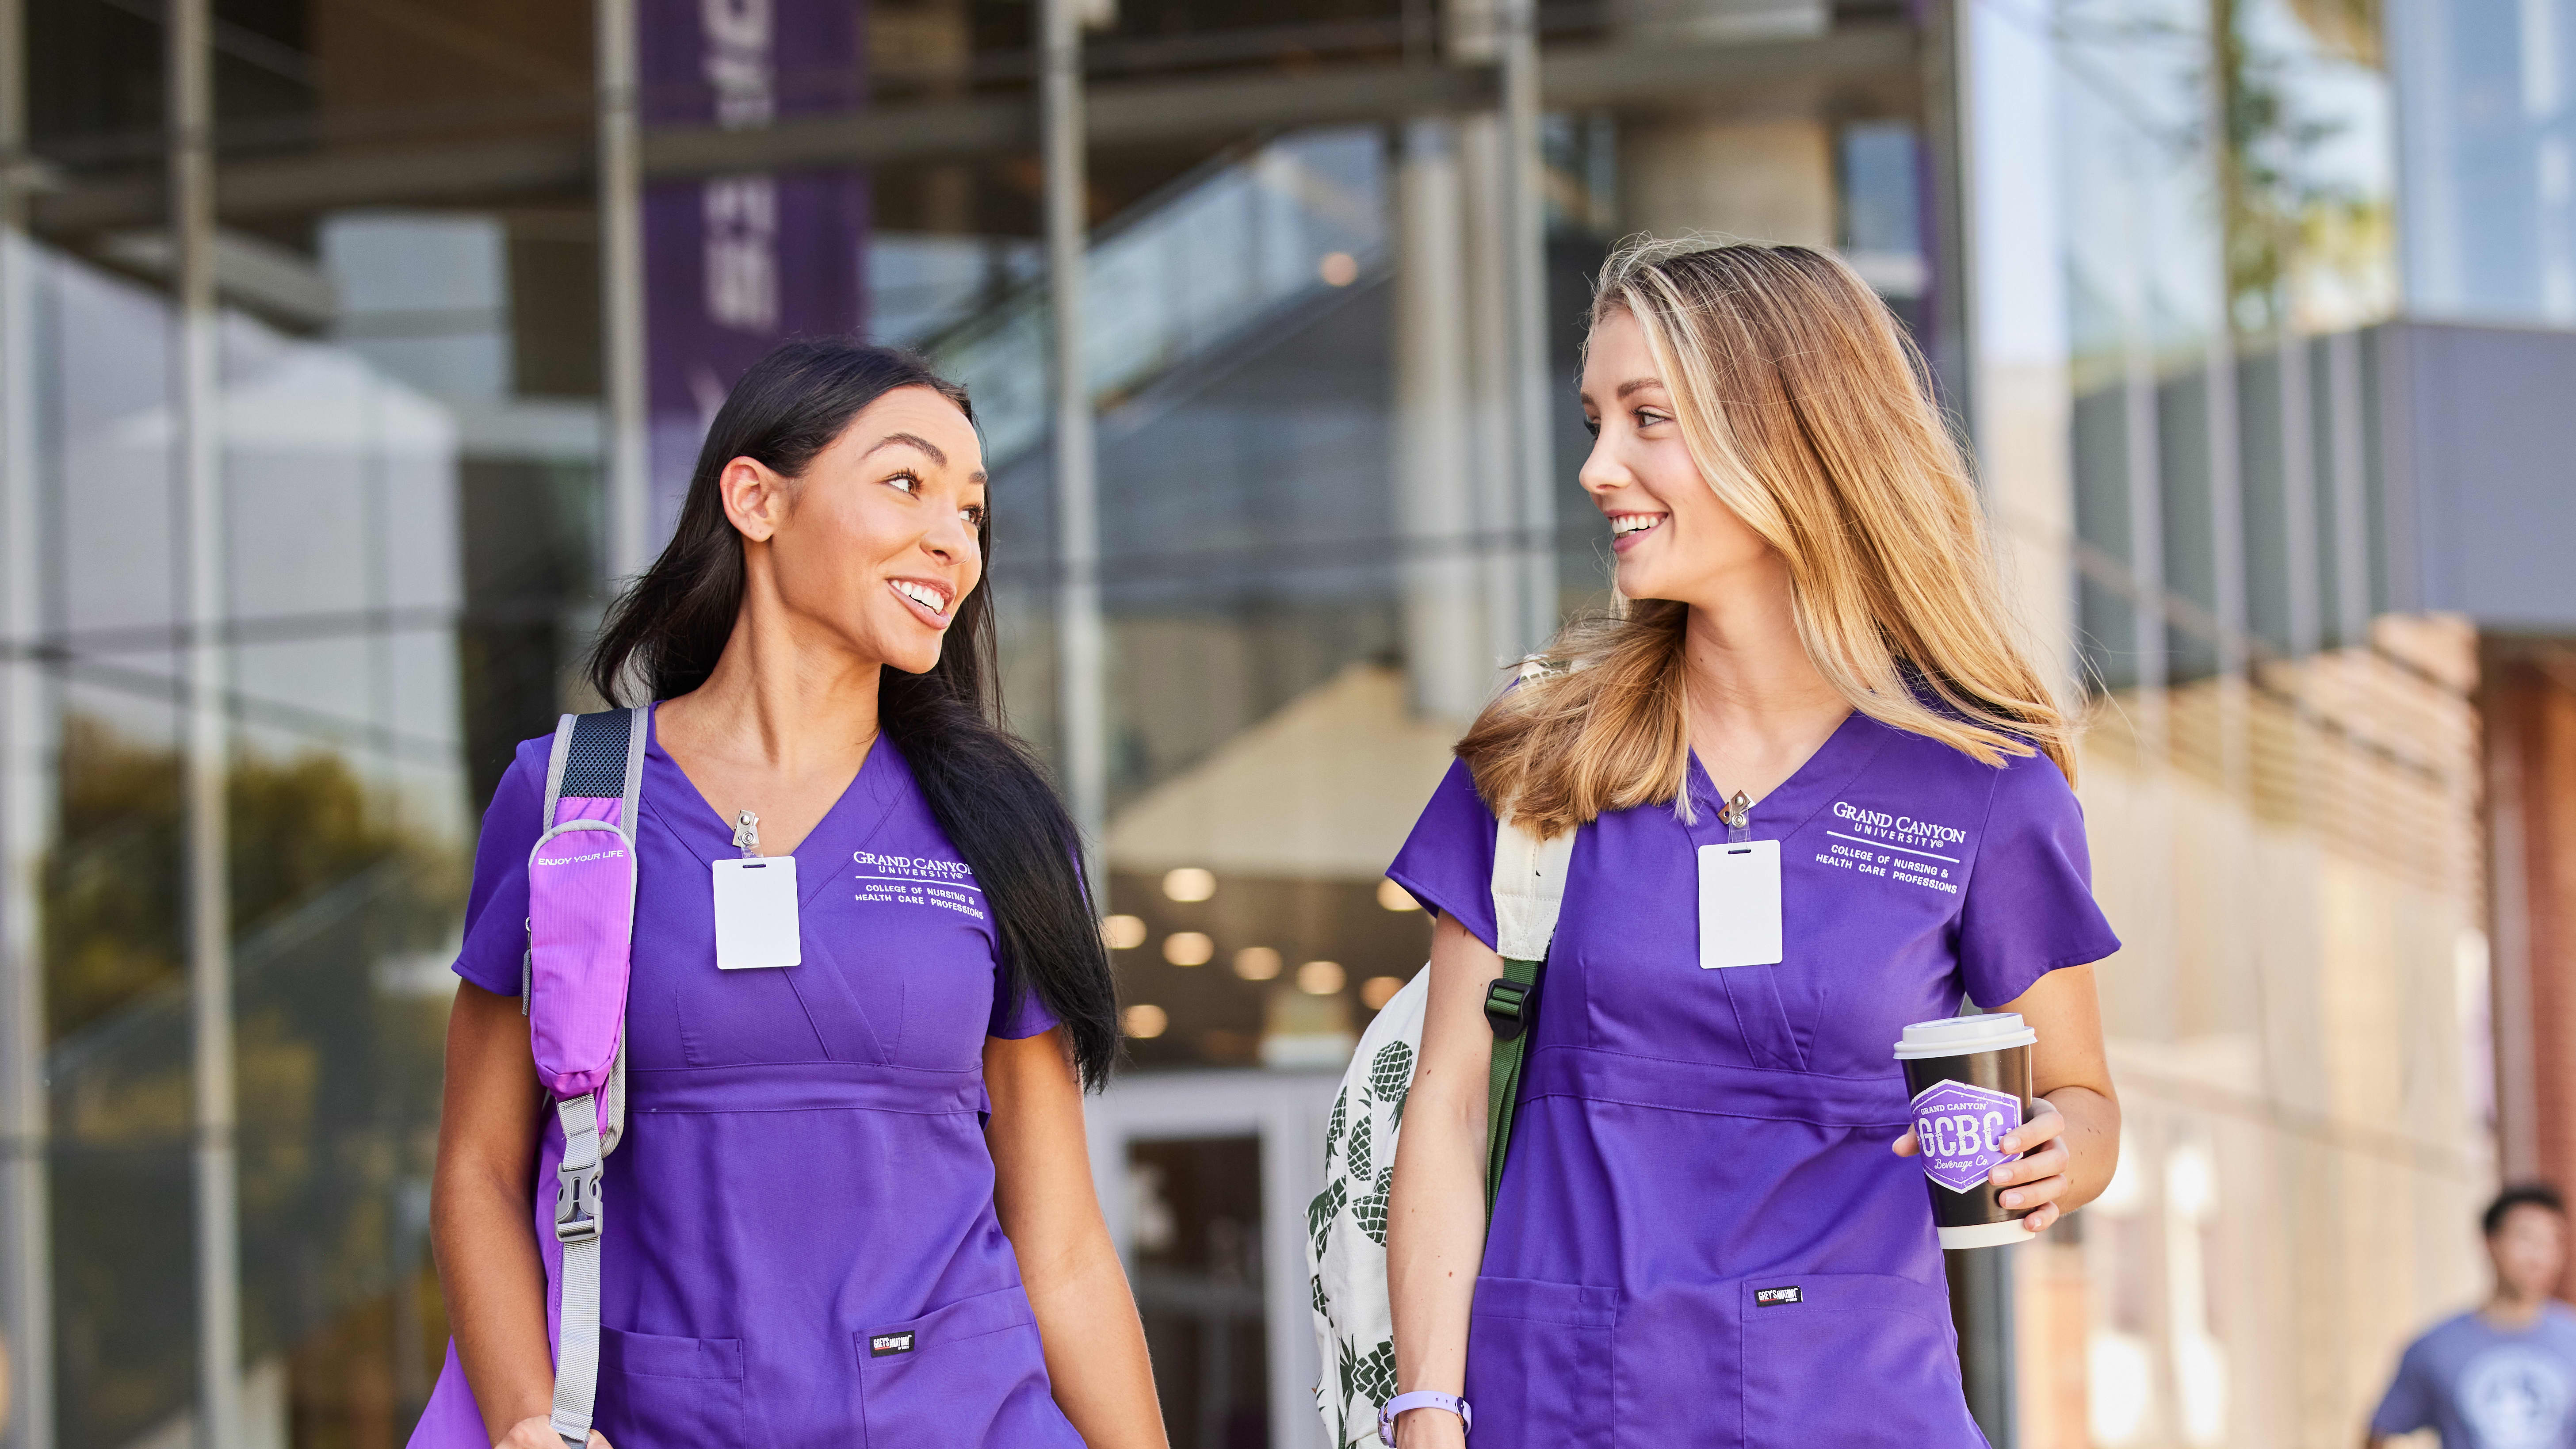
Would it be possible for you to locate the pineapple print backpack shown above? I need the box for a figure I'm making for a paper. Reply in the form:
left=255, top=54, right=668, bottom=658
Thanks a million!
left=1307, top=815, right=1575, bottom=1448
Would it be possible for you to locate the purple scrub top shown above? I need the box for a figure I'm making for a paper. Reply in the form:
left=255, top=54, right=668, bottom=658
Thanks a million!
left=447, top=705, right=1080, bottom=1449
left=1387, top=710, right=2120, bottom=1448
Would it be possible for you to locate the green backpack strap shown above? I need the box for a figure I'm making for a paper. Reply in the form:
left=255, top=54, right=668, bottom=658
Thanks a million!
left=1482, top=953, right=1543, bottom=1216
left=1481, top=818, right=1575, bottom=1219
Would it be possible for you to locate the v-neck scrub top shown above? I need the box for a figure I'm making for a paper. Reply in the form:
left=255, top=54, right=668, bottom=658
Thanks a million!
left=1386, top=711, right=2120, bottom=1449
left=445, top=708, right=1081, bottom=1449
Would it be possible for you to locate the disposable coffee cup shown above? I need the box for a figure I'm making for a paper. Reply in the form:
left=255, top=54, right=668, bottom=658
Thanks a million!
left=1894, top=1013, right=2037, bottom=1250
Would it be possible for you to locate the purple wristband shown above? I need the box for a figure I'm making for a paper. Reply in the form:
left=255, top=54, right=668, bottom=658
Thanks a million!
left=1378, top=1391, right=1472, bottom=1445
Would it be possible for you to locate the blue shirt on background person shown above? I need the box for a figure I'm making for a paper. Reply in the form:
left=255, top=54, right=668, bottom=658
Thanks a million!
left=2370, top=1185, right=2576, bottom=1449
left=2371, top=1305, right=2576, bottom=1449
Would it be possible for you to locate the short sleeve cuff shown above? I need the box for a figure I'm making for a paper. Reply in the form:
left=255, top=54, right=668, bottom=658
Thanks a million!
left=1387, top=864, right=1498, bottom=955
left=451, top=951, right=521, bottom=999
left=1965, top=930, right=2121, bottom=1010
left=1384, top=759, right=1502, bottom=952
left=990, top=986, right=1061, bottom=1040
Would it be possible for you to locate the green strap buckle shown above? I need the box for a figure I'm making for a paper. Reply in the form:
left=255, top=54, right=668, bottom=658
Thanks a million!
left=1483, top=976, right=1535, bottom=1040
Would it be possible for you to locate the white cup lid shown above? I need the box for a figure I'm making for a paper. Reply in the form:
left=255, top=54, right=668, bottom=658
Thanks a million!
left=1893, top=1011, right=2035, bottom=1059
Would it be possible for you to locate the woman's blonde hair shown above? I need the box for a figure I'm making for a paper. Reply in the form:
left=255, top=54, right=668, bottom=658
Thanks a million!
left=1457, top=236, right=2074, bottom=837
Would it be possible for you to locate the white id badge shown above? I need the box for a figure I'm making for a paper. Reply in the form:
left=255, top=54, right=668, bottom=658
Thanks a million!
left=712, top=856, right=802, bottom=970
left=1697, top=840, right=1783, bottom=969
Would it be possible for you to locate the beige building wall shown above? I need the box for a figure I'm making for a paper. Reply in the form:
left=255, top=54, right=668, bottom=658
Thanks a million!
left=2025, top=633, right=2491, bottom=1449
left=1617, top=115, right=1836, bottom=248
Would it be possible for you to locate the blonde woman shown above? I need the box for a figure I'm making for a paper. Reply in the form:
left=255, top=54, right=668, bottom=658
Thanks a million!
left=1379, top=239, right=2122, bottom=1448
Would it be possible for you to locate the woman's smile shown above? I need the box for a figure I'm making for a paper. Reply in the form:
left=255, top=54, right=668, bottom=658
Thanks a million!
left=1607, top=510, right=1667, bottom=554
left=887, top=575, right=955, bottom=628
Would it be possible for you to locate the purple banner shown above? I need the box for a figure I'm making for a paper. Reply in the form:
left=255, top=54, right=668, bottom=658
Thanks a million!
left=641, top=0, right=869, bottom=544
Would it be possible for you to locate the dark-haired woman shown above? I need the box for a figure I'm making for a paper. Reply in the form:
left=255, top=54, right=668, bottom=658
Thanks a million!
left=416, top=343, right=1166, bottom=1449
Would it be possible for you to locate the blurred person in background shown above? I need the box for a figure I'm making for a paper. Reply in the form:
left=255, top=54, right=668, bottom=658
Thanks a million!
left=2368, top=1184, right=2576, bottom=1449
left=1380, top=238, right=2122, bottom=1449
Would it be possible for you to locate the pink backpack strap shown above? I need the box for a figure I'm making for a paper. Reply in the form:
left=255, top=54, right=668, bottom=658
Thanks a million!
left=409, top=708, right=646, bottom=1449
left=527, top=706, right=646, bottom=1448
left=529, top=708, right=645, bottom=1125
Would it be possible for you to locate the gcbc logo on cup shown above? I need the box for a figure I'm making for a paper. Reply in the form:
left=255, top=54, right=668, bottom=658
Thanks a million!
left=1909, top=1079, right=2022, bottom=1194
left=869, top=1331, right=915, bottom=1357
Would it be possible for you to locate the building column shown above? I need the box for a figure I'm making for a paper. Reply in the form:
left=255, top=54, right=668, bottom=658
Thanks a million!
left=1493, top=0, right=1554, bottom=657
left=2484, top=651, right=2576, bottom=1263
left=0, top=0, right=53, bottom=1438
left=171, top=0, right=245, bottom=1443
left=600, top=0, right=651, bottom=586
left=1393, top=118, right=1488, bottom=724
left=1454, top=111, right=1524, bottom=678
left=1445, top=0, right=1553, bottom=669
left=1954, top=0, right=2089, bottom=1439
left=1043, top=0, right=1107, bottom=898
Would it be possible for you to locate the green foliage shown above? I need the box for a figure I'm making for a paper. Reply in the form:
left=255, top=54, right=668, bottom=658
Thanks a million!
left=41, top=714, right=457, bottom=1043
left=37, top=712, right=466, bottom=1445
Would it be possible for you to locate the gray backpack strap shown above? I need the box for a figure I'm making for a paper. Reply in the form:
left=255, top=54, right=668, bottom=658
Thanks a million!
left=541, top=705, right=648, bottom=1449
left=524, top=716, right=582, bottom=1015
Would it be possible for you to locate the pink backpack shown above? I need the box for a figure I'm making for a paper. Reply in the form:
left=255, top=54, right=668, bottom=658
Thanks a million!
left=410, top=708, right=646, bottom=1449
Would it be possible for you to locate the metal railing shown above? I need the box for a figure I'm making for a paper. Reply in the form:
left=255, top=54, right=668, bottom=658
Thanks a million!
left=926, top=126, right=1388, bottom=474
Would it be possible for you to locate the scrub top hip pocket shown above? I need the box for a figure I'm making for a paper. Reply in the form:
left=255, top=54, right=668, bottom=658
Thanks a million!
left=591, top=1327, right=748, bottom=1449
left=855, top=1285, right=1080, bottom=1449
left=1739, top=1273, right=1981, bottom=1448
left=1463, top=1276, right=1620, bottom=1449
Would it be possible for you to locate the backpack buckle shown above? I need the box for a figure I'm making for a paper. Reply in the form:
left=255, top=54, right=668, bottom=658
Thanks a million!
left=1483, top=977, right=1536, bottom=1041
left=554, top=1158, right=602, bottom=1243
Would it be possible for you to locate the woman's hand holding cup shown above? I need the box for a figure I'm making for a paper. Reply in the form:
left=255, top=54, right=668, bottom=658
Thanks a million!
left=1892, top=1096, right=2072, bottom=1233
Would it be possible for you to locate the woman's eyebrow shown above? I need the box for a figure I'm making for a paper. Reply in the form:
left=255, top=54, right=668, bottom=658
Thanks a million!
left=1613, top=377, right=1664, bottom=400
left=863, top=431, right=947, bottom=467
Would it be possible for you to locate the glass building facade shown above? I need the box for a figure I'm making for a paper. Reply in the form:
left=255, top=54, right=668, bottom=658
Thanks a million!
left=0, top=0, right=2537, bottom=1445
left=1971, top=0, right=2512, bottom=1444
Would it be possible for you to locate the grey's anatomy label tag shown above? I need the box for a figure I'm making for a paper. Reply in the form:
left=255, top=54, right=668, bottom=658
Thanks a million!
left=1696, top=839, right=1784, bottom=968
left=1754, top=1286, right=1803, bottom=1306
left=868, top=1330, right=915, bottom=1357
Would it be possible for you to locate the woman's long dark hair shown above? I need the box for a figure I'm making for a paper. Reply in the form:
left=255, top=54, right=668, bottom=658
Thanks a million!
left=587, top=340, right=1119, bottom=1090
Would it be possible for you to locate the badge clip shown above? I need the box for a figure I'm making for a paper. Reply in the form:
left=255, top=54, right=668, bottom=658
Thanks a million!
left=1720, top=790, right=1754, bottom=844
